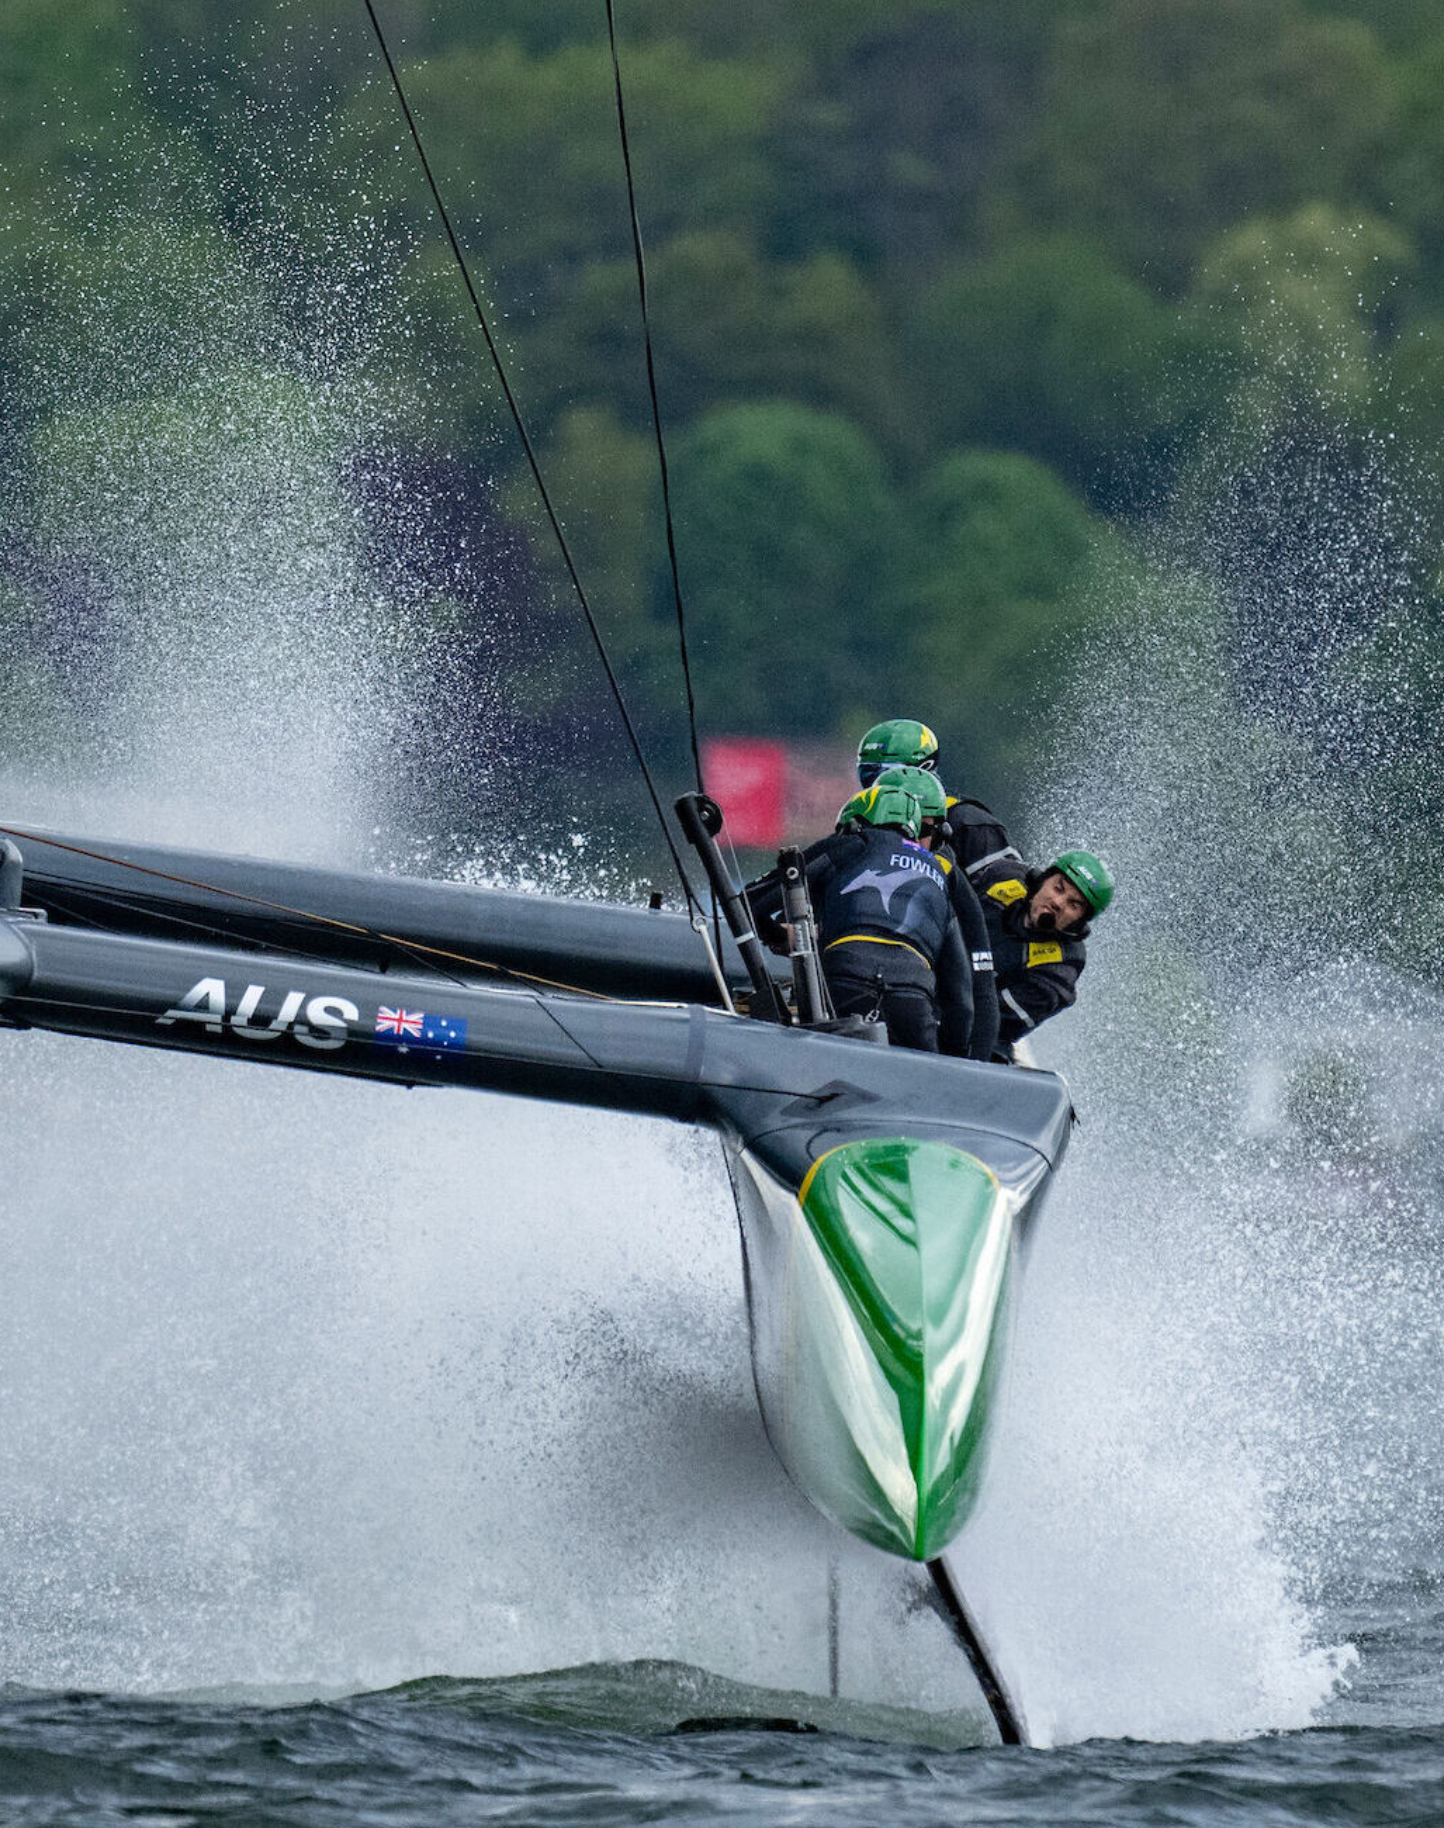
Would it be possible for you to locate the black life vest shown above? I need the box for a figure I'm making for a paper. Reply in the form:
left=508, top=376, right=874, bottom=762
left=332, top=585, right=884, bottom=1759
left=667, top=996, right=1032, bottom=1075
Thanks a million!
left=814, top=826, right=956, bottom=969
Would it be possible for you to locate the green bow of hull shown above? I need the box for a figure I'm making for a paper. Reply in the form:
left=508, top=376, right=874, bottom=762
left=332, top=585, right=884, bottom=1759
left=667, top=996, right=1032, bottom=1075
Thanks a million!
left=734, top=1136, right=1015, bottom=1561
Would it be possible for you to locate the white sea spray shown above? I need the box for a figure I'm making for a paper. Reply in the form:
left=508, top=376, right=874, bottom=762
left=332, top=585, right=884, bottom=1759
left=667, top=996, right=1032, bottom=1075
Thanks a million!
left=964, top=324, right=1444, bottom=1741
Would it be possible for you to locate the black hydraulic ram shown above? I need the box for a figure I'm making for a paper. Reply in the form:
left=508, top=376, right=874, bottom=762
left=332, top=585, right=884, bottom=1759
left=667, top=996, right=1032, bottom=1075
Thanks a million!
left=675, top=793, right=789, bottom=1024
left=777, top=846, right=832, bottom=1027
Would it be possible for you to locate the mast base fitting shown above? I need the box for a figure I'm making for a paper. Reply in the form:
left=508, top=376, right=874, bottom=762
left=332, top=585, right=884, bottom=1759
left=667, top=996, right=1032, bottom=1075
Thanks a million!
left=688, top=794, right=725, bottom=838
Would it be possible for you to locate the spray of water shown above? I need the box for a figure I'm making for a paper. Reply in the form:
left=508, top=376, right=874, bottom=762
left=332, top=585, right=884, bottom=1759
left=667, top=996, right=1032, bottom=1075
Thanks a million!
left=0, top=162, right=989, bottom=1721
left=960, top=298, right=1444, bottom=1741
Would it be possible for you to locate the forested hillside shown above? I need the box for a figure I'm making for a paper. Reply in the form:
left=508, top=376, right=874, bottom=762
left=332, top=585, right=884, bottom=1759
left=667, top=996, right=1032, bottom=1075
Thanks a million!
left=4, top=0, right=1443, bottom=895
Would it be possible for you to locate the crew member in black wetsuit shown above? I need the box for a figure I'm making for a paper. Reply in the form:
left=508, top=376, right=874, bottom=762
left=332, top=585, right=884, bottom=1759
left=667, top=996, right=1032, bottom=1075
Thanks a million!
left=938, top=822, right=1000, bottom=1063
left=749, top=767, right=976, bottom=1056
left=838, top=770, right=999, bottom=1062
left=974, top=849, right=1114, bottom=1057
left=855, top=717, right=1021, bottom=883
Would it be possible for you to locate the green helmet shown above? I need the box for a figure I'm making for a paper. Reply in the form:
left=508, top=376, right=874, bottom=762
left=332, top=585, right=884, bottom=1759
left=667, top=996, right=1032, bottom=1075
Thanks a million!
left=845, top=765, right=936, bottom=841
left=1052, top=848, right=1114, bottom=917
left=876, top=764, right=947, bottom=826
left=835, top=788, right=870, bottom=829
left=857, top=718, right=940, bottom=787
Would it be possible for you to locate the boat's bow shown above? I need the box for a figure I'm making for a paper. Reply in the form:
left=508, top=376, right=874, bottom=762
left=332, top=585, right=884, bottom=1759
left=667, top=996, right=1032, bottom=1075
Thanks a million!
left=726, top=1116, right=1051, bottom=1560
left=783, top=1138, right=1012, bottom=1559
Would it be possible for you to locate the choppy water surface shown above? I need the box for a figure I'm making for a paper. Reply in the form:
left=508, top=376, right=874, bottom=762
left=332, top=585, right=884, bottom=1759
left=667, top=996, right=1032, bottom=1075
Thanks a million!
left=4, top=1647, right=1444, bottom=1828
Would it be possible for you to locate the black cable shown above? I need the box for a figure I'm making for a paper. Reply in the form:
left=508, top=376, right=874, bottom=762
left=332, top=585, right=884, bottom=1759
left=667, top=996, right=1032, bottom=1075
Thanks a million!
left=2, top=832, right=620, bottom=1002
left=359, top=0, right=702, bottom=916
left=602, top=0, right=703, bottom=797
left=602, top=0, right=725, bottom=964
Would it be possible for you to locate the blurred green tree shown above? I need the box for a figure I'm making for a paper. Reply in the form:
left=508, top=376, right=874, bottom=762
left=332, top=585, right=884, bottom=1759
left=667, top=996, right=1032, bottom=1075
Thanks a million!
left=1174, top=209, right=1420, bottom=743
left=1190, top=204, right=1411, bottom=426
left=894, top=449, right=1122, bottom=795
left=906, top=234, right=1232, bottom=502
left=1303, top=0, right=1440, bottom=51
left=772, top=3, right=1058, bottom=267
left=1380, top=28, right=1444, bottom=297
left=516, top=231, right=907, bottom=450
left=29, top=364, right=353, bottom=598
left=501, top=402, right=676, bottom=713
left=0, top=0, right=143, bottom=175
left=17, top=221, right=272, bottom=417
left=0, top=0, right=175, bottom=373
left=669, top=401, right=898, bottom=734
left=994, top=0, right=1394, bottom=292
left=344, top=37, right=789, bottom=302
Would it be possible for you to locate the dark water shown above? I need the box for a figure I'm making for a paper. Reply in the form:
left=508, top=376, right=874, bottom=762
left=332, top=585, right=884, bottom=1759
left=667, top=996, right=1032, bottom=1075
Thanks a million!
left=4, top=1592, right=1444, bottom=1828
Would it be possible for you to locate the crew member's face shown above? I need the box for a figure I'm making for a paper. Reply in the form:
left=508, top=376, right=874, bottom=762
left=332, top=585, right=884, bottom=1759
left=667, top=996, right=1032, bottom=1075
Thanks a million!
left=1027, top=873, right=1090, bottom=935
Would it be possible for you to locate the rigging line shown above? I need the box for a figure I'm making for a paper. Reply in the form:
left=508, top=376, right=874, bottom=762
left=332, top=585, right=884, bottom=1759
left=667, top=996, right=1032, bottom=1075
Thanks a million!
left=0, top=829, right=620, bottom=1003
left=41, top=872, right=618, bottom=1001
left=37, top=883, right=333, bottom=952
left=602, top=0, right=702, bottom=797
left=358, top=0, right=701, bottom=917
left=602, top=0, right=722, bottom=968
left=12, top=836, right=465, bottom=991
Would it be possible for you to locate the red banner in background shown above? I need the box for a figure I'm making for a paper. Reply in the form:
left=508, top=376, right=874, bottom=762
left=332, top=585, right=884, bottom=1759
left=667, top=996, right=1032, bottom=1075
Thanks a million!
left=701, top=738, right=856, bottom=850
left=702, top=738, right=787, bottom=846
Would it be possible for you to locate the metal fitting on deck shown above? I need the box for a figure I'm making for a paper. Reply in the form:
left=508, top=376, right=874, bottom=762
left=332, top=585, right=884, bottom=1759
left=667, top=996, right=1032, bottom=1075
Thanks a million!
left=0, top=840, right=23, bottom=911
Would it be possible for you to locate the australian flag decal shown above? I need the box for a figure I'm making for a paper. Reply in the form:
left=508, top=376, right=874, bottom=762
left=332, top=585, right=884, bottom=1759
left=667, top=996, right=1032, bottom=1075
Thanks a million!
left=421, top=1012, right=467, bottom=1050
left=374, top=1006, right=468, bottom=1051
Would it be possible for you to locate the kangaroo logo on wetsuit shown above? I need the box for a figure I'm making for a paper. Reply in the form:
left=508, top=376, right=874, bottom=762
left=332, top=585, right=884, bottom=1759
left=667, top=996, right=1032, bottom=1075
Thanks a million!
left=833, top=835, right=950, bottom=948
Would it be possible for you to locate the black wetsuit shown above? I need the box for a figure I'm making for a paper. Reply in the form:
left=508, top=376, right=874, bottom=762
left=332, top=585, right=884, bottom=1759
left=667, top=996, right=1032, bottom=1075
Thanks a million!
left=943, top=862, right=999, bottom=1062
left=974, top=861, right=1089, bottom=1054
left=942, top=795, right=1023, bottom=882
left=748, top=825, right=975, bottom=1056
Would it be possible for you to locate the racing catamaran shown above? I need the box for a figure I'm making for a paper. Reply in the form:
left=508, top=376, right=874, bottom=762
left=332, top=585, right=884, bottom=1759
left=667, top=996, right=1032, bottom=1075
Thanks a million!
left=0, top=811, right=1070, bottom=1740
